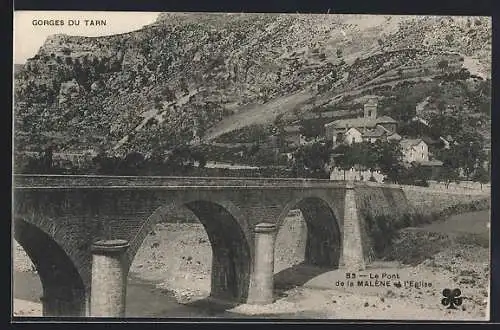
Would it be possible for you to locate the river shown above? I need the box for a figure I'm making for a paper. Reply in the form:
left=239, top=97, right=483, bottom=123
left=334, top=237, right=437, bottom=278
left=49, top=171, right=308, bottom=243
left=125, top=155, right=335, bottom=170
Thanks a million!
left=13, top=271, right=246, bottom=318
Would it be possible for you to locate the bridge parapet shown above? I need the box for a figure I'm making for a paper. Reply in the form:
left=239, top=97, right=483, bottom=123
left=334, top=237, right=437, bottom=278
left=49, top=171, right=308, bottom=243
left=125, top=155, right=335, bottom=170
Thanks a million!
left=13, top=174, right=348, bottom=189
left=354, top=180, right=490, bottom=196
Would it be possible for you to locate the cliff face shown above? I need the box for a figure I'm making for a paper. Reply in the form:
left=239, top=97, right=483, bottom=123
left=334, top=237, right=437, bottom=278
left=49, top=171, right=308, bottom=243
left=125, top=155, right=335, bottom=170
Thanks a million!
left=14, top=14, right=491, bottom=156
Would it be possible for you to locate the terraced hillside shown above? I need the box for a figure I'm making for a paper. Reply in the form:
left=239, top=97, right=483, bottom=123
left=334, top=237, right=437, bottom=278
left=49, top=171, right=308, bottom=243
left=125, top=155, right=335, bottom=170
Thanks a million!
left=14, top=14, right=491, bottom=157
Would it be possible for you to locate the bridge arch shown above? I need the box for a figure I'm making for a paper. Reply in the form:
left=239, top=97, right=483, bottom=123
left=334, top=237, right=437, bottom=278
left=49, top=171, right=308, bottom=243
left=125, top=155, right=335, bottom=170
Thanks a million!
left=276, top=195, right=342, bottom=269
left=14, top=218, right=87, bottom=316
left=127, top=198, right=251, bottom=303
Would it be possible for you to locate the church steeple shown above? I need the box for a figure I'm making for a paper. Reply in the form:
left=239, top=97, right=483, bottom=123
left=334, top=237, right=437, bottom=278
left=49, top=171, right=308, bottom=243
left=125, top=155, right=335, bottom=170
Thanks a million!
left=364, top=98, right=378, bottom=119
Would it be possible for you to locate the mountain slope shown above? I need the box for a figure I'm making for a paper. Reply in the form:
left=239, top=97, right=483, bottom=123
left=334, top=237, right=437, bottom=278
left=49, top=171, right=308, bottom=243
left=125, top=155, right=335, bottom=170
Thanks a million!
left=13, top=14, right=491, bottom=156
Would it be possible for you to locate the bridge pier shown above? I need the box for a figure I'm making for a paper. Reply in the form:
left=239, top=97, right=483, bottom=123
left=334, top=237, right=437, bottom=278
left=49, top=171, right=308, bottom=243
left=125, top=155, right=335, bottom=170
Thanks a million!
left=247, top=223, right=277, bottom=305
left=90, top=239, right=130, bottom=317
left=40, top=287, right=87, bottom=317
left=342, top=183, right=365, bottom=271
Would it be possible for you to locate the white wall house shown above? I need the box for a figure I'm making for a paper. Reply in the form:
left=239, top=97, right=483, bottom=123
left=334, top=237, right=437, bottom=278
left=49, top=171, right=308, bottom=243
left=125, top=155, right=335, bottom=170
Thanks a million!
left=344, top=127, right=363, bottom=145
left=400, top=139, right=429, bottom=163
left=330, top=167, right=386, bottom=182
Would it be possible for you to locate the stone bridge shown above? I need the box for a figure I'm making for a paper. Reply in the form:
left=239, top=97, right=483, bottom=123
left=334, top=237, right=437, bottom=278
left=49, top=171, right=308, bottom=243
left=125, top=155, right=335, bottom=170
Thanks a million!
left=12, top=175, right=487, bottom=317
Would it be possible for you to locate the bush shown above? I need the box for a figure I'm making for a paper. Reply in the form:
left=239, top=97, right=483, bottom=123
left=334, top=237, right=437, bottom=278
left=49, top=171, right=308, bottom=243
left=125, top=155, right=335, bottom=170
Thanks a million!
left=414, top=179, right=429, bottom=187
left=385, top=230, right=452, bottom=265
left=362, top=196, right=490, bottom=263
left=364, top=214, right=400, bottom=258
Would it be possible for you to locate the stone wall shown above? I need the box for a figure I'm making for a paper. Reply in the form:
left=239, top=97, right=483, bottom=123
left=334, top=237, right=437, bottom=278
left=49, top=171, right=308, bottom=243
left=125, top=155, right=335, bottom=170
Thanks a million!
left=426, top=180, right=491, bottom=192
left=400, top=185, right=490, bottom=215
left=356, top=181, right=490, bottom=215
left=354, top=185, right=411, bottom=262
left=352, top=182, right=490, bottom=263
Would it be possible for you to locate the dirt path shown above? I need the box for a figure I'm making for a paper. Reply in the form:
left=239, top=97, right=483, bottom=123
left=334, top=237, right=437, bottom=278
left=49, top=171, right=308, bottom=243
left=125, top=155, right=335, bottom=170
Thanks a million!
left=202, top=90, right=314, bottom=142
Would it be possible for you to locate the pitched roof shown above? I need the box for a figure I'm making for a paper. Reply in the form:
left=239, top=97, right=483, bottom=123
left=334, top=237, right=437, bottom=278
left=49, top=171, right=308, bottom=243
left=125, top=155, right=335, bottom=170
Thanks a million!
left=400, top=138, right=425, bottom=149
left=362, top=125, right=388, bottom=138
left=325, top=115, right=397, bottom=129
left=283, top=125, right=301, bottom=133
left=421, top=135, right=441, bottom=145
left=387, top=132, right=402, bottom=141
left=420, top=160, right=444, bottom=166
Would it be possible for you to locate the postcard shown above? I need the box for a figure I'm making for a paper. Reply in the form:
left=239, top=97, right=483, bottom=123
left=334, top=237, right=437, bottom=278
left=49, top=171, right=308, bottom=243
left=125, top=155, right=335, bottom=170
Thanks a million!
left=12, top=11, right=491, bottom=320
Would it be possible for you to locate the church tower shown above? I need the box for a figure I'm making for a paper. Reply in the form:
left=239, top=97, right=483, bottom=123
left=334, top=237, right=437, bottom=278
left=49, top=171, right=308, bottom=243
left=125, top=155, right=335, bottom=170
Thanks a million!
left=363, top=98, right=378, bottom=119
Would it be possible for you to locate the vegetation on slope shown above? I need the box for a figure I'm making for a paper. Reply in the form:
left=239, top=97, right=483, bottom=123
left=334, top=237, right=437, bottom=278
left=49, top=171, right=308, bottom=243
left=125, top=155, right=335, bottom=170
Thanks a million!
left=14, top=14, right=491, bottom=169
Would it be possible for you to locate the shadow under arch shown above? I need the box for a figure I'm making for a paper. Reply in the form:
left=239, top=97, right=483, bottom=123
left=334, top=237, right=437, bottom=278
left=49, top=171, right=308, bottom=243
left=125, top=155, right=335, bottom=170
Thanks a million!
left=273, top=197, right=341, bottom=295
left=14, top=218, right=87, bottom=317
left=183, top=200, right=251, bottom=303
left=127, top=199, right=251, bottom=305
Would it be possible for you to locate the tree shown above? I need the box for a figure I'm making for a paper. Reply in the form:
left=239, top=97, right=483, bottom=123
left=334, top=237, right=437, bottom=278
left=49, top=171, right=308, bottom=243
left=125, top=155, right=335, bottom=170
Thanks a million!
left=271, top=114, right=286, bottom=140
left=439, top=165, right=459, bottom=188
left=290, top=141, right=333, bottom=178
left=120, top=151, right=145, bottom=175
left=472, top=166, right=490, bottom=190
left=428, top=113, right=462, bottom=138
left=397, top=101, right=417, bottom=123
left=375, top=141, right=404, bottom=183
left=409, top=164, right=429, bottom=186
left=437, top=100, right=446, bottom=115
left=92, top=151, right=119, bottom=174
left=454, top=130, right=486, bottom=180
left=334, top=144, right=355, bottom=180
left=252, top=148, right=278, bottom=166
left=437, top=59, right=449, bottom=73
left=41, top=145, right=54, bottom=173
left=300, top=120, right=323, bottom=139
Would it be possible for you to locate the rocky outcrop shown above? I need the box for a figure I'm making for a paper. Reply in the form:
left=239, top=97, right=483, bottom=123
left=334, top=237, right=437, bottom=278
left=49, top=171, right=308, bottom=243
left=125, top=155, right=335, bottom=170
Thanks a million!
left=14, top=14, right=491, bottom=155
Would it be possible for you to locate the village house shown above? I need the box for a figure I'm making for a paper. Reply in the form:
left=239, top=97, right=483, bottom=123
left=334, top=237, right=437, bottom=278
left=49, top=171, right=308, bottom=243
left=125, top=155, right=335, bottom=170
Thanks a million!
left=324, top=98, right=400, bottom=145
left=400, top=138, right=443, bottom=178
left=400, top=138, right=429, bottom=163
left=281, top=125, right=307, bottom=147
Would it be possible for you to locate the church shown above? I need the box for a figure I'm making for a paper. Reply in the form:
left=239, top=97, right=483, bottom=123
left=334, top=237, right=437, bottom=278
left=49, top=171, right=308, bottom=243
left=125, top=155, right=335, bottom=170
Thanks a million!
left=324, top=98, right=401, bottom=145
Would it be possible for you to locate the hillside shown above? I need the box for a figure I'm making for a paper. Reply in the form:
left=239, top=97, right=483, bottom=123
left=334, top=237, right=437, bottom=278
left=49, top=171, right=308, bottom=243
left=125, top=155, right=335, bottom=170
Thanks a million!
left=13, top=14, right=491, bottom=157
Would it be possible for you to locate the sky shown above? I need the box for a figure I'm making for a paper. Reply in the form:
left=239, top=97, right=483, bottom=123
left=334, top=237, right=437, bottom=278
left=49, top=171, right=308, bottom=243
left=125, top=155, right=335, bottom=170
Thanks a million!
left=13, top=11, right=160, bottom=64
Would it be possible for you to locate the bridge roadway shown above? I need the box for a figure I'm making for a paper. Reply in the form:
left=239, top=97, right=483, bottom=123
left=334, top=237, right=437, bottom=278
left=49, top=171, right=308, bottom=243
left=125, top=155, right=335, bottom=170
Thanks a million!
left=12, top=174, right=404, bottom=318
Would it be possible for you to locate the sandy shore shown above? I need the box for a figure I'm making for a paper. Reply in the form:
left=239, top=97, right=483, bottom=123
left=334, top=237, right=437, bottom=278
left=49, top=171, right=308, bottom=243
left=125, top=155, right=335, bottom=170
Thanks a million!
left=13, top=299, right=42, bottom=317
left=128, top=215, right=490, bottom=320
left=13, top=212, right=490, bottom=320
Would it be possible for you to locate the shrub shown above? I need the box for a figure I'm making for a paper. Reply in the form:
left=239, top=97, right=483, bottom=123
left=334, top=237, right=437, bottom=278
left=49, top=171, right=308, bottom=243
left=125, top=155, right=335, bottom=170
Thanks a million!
left=456, top=233, right=489, bottom=248
left=364, top=213, right=400, bottom=258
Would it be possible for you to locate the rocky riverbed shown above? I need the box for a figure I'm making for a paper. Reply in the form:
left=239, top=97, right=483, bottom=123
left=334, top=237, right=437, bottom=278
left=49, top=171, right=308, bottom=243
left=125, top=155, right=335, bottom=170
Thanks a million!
left=13, top=210, right=490, bottom=320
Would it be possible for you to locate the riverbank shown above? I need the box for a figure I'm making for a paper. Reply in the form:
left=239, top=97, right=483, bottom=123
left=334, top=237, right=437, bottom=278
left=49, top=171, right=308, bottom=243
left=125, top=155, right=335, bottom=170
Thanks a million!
left=13, top=210, right=490, bottom=320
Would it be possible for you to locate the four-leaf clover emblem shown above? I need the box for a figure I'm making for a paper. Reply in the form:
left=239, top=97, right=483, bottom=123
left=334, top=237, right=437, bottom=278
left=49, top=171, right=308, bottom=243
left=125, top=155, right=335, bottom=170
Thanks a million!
left=441, top=288, right=463, bottom=309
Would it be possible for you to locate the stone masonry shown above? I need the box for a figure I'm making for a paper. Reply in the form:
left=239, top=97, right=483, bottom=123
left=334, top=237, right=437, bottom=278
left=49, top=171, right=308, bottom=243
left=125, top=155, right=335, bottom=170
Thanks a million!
left=13, top=175, right=486, bottom=316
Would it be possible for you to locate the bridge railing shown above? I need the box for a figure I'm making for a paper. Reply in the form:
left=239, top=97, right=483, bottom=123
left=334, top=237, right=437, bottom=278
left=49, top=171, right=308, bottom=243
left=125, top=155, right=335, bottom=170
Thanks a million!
left=12, top=174, right=350, bottom=189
